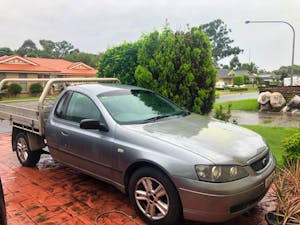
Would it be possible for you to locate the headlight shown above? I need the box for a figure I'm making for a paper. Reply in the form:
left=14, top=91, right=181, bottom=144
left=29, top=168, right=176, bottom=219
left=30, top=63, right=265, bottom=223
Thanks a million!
left=195, top=165, right=249, bottom=182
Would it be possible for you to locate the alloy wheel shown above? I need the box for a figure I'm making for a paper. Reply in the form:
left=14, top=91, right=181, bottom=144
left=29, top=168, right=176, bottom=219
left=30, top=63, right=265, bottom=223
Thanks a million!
left=134, top=177, right=169, bottom=220
left=16, top=137, right=29, bottom=162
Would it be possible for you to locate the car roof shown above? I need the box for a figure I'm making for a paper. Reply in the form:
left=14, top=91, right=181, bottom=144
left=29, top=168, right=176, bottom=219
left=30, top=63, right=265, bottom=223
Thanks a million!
left=66, top=83, right=148, bottom=96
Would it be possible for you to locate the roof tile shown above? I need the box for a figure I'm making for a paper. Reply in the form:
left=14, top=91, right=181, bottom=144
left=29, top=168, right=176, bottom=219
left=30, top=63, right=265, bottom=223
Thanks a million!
left=0, top=55, right=97, bottom=76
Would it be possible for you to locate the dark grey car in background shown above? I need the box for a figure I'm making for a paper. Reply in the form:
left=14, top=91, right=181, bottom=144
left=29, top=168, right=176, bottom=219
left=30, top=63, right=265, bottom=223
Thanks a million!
left=0, top=178, right=7, bottom=225
left=45, top=84, right=275, bottom=224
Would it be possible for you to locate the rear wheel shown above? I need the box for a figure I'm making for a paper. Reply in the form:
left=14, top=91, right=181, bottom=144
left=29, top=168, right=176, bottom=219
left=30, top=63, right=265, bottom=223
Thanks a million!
left=129, top=167, right=181, bottom=225
left=15, top=133, right=41, bottom=167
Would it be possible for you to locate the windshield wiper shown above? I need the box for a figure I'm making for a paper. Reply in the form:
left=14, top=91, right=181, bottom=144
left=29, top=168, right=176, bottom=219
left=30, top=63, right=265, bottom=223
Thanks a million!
left=141, top=115, right=172, bottom=123
left=141, top=111, right=190, bottom=123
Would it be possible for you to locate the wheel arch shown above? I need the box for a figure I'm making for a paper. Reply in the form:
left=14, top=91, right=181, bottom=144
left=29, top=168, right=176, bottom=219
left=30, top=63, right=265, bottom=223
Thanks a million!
left=12, top=127, right=45, bottom=151
left=125, top=160, right=183, bottom=223
left=124, top=160, right=180, bottom=198
left=12, top=127, right=23, bottom=151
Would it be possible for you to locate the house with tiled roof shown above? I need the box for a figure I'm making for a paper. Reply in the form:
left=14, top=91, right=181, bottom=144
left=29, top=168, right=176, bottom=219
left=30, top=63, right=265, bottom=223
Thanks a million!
left=217, top=69, right=232, bottom=85
left=0, top=55, right=98, bottom=92
left=217, top=69, right=256, bottom=85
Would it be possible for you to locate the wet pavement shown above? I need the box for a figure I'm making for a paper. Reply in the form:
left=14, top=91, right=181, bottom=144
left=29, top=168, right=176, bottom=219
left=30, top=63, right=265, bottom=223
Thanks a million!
left=230, top=111, right=300, bottom=128
left=0, top=120, right=11, bottom=134
left=0, top=134, right=275, bottom=225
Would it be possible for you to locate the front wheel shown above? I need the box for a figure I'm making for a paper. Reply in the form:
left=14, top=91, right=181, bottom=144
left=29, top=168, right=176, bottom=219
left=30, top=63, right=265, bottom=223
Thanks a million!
left=15, top=133, right=41, bottom=167
left=128, top=167, right=182, bottom=225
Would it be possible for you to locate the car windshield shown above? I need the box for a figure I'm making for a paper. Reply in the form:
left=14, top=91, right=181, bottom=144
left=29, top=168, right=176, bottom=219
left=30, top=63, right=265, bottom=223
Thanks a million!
left=98, top=89, right=187, bottom=124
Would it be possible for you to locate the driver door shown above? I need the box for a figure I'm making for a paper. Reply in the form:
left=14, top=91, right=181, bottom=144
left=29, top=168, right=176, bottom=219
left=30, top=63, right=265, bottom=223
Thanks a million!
left=57, top=92, right=113, bottom=179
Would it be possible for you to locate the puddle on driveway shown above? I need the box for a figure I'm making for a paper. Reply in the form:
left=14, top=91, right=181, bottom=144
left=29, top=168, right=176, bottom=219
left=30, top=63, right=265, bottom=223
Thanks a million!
left=230, top=111, right=300, bottom=128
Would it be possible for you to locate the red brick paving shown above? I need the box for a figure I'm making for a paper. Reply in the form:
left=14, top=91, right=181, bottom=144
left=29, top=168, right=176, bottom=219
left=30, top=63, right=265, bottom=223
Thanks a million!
left=0, top=134, right=275, bottom=225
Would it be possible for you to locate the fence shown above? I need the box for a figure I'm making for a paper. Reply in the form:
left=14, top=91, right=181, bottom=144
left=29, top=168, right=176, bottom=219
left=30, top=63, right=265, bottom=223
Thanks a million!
left=259, top=86, right=300, bottom=101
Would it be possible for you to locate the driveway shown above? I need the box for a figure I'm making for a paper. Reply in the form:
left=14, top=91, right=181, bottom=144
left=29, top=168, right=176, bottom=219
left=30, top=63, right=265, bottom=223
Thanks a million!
left=230, top=111, right=300, bottom=128
left=216, top=92, right=259, bottom=103
left=0, top=134, right=274, bottom=225
left=0, top=120, right=11, bottom=134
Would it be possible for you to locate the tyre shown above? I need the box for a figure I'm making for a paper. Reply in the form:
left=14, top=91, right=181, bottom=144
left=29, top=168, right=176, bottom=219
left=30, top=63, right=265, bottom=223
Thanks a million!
left=128, top=167, right=181, bottom=225
left=15, top=133, right=41, bottom=167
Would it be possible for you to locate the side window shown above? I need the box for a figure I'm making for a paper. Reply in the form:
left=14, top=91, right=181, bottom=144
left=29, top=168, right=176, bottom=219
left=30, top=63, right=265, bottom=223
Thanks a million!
left=55, top=92, right=70, bottom=119
left=65, top=92, right=101, bottom=123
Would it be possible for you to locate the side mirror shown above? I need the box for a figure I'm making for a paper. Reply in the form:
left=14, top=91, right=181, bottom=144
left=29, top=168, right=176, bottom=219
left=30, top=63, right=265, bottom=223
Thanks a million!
left=80, top=119, right=109, bottom=132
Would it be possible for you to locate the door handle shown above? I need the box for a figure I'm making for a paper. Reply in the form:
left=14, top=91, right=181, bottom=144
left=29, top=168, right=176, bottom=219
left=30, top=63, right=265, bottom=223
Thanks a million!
left=60, top=130, right=69, bottom=136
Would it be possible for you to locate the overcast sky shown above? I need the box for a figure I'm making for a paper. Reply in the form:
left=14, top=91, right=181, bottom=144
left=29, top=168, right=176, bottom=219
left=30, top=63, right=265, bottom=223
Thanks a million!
left=0, top=0, right=299, bottom=71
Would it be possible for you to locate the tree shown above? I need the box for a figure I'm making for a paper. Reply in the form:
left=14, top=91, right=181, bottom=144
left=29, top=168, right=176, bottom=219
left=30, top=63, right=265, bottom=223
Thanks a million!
left=135, top=25, right=216, bottom=114
left=273, top=65, right=300, bottom=80
left=0, top=47, right=13, bottom=57
left=98, top=24, right=216, bottom=114
left=201, top=19, right=243, bottom=64
left=241, top=62, right=258, bottom=73
left=65, top=52, right=100, bottom=68
left=97, top=20, right=220, bottom=113
left=16, top=39, right=38, bottom=57
left=39, top=40, right=56, bottom=58
left=98, top=42, right=139, bottom=85
left=54, top=40, right=76, bottom=58
left=254, top=76, right=264, bottom=84
left=242, top=75, right=250, bottom=84
left=230, top=55, right=241, bottom=70
left=233, top=75, right=244, bottom=86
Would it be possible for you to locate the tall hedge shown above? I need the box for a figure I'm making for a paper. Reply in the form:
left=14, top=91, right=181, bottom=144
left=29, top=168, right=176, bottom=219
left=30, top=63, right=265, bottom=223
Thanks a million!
left=98, top=26, right=216, bottom=114
left=233, top=75, right=244, bottom=86
left=98, top=42, right=139, bottom=85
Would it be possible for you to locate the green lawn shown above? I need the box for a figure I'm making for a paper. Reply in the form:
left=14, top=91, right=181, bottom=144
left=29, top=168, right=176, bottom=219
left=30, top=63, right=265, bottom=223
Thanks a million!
left=243, top=125, right=299, bottom=166
left=0, top=96, right=39, bottom=101
left=214, top=99, right=258, bottom=111
left=216, top=86, right=258, bottom=96
left=0, top=96, right=57, bottom=101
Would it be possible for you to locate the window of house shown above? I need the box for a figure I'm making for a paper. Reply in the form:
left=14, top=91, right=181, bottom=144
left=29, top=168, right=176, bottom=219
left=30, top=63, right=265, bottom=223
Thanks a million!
left=19, top=74, right=28, bottom=92
left=0, top=73, right=6, bottom=81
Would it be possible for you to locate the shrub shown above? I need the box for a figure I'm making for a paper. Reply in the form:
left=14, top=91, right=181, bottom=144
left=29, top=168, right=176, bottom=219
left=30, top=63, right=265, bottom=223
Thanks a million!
left=282, top=132, right=300, bottom=162
left=98, top=42, right=139, bottom=85
left=271, top=160, right=300, bottom=225
left=242, top=75, right=250, bottom=84
left=29, top=83, right=43, bottom=96
left=8, top=83, right=22, bottom=96
left=0, top=84, right=8, bottom=99
left=1, top=84, right=8, bottom=91
left=229, top=87, right=248, bottom=92
left=99, top=25, right=216, bottom=114
left=233, top=75, right=244, bottom=86
left=214, top=104, right=232, bottom=122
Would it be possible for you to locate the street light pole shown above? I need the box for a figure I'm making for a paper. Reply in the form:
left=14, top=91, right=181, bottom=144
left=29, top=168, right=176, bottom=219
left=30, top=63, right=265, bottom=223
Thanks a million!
left=245, top=20, right=296, bottom=86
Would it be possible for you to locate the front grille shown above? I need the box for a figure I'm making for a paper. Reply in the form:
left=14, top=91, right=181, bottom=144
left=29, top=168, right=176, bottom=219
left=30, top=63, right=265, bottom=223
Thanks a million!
left=250, top=152, right=270, bottom=172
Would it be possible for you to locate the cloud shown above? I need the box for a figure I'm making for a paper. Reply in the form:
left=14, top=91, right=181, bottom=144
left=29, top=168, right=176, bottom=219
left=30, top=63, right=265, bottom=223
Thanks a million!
left=0, top=0, right=299, bottom=70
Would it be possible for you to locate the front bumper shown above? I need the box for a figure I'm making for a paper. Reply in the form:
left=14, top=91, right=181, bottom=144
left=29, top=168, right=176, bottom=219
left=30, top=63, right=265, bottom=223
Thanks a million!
left=173, top=153, right=276, bottom=223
